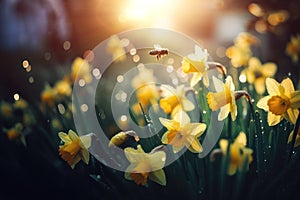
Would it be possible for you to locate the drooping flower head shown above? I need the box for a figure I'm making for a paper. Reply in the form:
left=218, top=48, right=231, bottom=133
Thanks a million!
left=241, top=57, right=277, bottom=94
left=159, top=84, right=194, bottom=116
left=181, top=45, right=209, bottom=87
left=159, top=110, right=206, bottom=153
left=257, top=78, right=300, bottom=126
left=58, top=130, right=92, bottom=169
left=124, top=145, right=166, bottom=186
left=219, top=132, right=253, bottom=175
left=207, top=76, right=237, bottom=121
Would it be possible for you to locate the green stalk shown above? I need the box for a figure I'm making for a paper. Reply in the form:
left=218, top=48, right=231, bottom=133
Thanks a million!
left=288, top=108, right=300, bottom=160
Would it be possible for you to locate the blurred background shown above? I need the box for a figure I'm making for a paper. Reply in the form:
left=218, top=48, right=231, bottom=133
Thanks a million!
left=1, top=0, right=299, bottom=102
left=1, top=0, right=300, bottom=199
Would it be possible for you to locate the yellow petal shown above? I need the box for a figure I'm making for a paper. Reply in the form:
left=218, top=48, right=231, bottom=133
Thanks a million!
left=190, top=73, right=202, bottom=87
left=149, top=169, right=166, bottom=186
left=68, top=130, right=79, bottom=141
left=218, top=104, right=230, bottom=121
left=281, top=78, right=295, bottom=96
left=228, top=162, right=238, bottom=176
left=226, top=76, right=235, bottom=91
left=81, top=149, right=90, bottom=164
left=173, top=145, right=184, bottom=153
left=181, top=98, right=195, bottom=112
left=285, top=108, right=299, bottom=124
left=219, top=139, right=229, bottom=154
left=187, top=139, right=203, bottom=153
left=257, top=96, right=271, bottom=111
left=80, top=134, right=92, bottom=149
left=290, top=91, right=300, bottom=108
left=266, top=78, right=283, bottom=95
left=212, top=76, right=224, bottom=92
left=267, top=111, right=282, bottom=126
left=261, top=63, right=277, bottom=77
left=234, top=132, right=247, bottom=147
left=148, top=151, right=166, bottom=171
left=159, top=117, right=179, bottom=130
left=248, top=57, right=261, bottom=71
left=161, top=132, right=168, bottom=144
left=202, top=73, right=210, bottom=88
left=254, top=77, right=266, bottom=95
left=173, top=111, right=190, bottom=126
left=188, top=123, right=207, bottom=137
left=58, top=132, right=71, bottom=143
left=245, top=69, right=255, bottom=84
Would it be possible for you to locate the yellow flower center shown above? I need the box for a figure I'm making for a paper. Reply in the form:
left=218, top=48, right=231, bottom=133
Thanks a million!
left=130, top=172, right=149, bottom=186
left=59, top=140, right=81, bottom=166
left=267, top=95, right=290, bottom=115
left=7, top=130, right=21, bottom=141
left=160, top=95, right=180, bottom=114
left=207, top=85, right=231, bottom=111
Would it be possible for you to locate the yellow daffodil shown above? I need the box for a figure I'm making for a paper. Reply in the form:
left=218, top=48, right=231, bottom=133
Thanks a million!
left=159, top=111, right=206, bottom=153
left=226, top=32, right=259, bottom=68
left=181, top=45, right=209, bottom=87
left=241, top=57, right=277, bottom=94
left=13, top=98, right=28, bottom=110
left=207, top=76, right=237, bottom=121
left=257, top=78, right=300, bottom=126
left=131, top=67, right=159, bottom=111
left=54, top=78, right=72, bottom=98
left=0, top=101, right=13, bottom=118
left=71, top=57, right=92, bottom=84
left=219, top=132, right=253, bottom=175
left=58, top=130, right=92, bottom=169
left=107, top=35, right=126, bottom=62
left=288, top=127, right=300, bottom=147
left=159, top=84, right=194, bottom=116
left=6, top=123, right=26, bottom=145
left=124, top=145, right=166, bottom=186
left=286, top=34, right=300, bottom=63
left=41, top=85, right=57, bottom=106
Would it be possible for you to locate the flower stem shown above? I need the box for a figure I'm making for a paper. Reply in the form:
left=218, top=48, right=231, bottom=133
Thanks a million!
left=289, top=109, right=300, bottom=160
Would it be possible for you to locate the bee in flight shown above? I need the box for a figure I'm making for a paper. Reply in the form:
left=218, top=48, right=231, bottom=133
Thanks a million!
left=149, top=44, right=168, bottom=60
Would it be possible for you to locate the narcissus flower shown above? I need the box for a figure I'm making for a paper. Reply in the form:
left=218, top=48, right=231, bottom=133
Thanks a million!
left=257, top=78, right=300, bottom=126
left=0, top=101, right=13, bottom=118
left=207, top=76, right=237, bottom=121
left=54, top=78, right=72, bottom=98
left=71, top=57, right=92, bottom=84
left=219, top=132, right=253, bottom=175
left=159, top=84, right=194, bottom=116
left=181, top=45, right=209, bottom=87
left=124, top=145, right=166, bottom=186
left=5, top=123, right=26, bottom=145
left=159, top=111, right=206, bottom=153
left=241, top=57, right=277, bottom=94
left=58, top=130, right=92, bottom=169
left=41, top=85, right=57, bottom=106
left=107, top=35, right=126, bottom=62
left=226, top=32, right=259, bottom=68
left=286, top=34, right=300, bottom=63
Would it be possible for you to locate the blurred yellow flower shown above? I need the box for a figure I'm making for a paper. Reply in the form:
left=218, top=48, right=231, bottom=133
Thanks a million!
left=124, top=145, right=166, bottom=186
left=241, top=57, right=277, bottom=94
left=107, top=35, right=126, bottom=62
left=54, top=78, right=72, bottom=98
left=0, top=101, right=13, bottom=118
left=71, top=57, right=92, bottom=84
left=207, top=76, right=237, bottom=121
left=257, top=78, right=300, bottom=126
left=219, top=132, right=253, bottom=175
left=131, top=67, right=159, bottom=111
left=58, top=130, right=92, bottom=169
left=286, top=34, right=300, bottom=63
left=226, top=32, right=259, bottom=68
left=159, top=84, right=194, bottom=116
left=159, top=111, right=206, bottom=153
left=6, top=123, right=26, bottom=145
left=13, top=98, right=28, bottom=110
left=181, top=45, right=209, bottom=87
left=41, top=85, right=57, bottom=106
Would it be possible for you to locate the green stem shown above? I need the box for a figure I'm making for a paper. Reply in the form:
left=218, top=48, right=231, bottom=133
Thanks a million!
left=289, top=108, right=300, bottom=160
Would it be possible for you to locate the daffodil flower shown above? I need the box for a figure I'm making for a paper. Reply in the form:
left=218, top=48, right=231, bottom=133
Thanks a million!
left=241, top=57, right=277, bottom=94
left=131, top=67, right=159, bottom=111
left=159, top=110, right=206, bottom=153
left=219, top=132, right=253, bottom=175
left=107, top=35, right=126, bottom=62
left=58, top=130, right=92, bottom=169
left=207, top=76, right=237, bottom=121
left=41, top=85, right=57, bottom=106
left=124, top=145, right=166, bottom=186
left=181, top=45, right=209, bottom=87
left=286, top=34, right=300, bottom=63
left=0, top=101, right=13, bottom=118
left=71, top=57, right=92, bottom=84
left=5, top=123, right=26, bottom=145
left=159, top=84, right=194, bottom=116
left=257, top=78, right=300, bottom=126
left=54, top=78, right=72, bottom=98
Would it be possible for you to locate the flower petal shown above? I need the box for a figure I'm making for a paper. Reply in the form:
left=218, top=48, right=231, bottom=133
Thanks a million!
left=234, top=132, right=247, bottom=147
left=261, top=63, right=277, bottom=77
left=218, top=104, right=230, bottom=121
left=190, top=73, right=202, bottom=87
left=254, top=77, right=266, bottom=95
left=266, top=78, right=282, bottom=95
left=228, top=163, right=238, bottom=176
left=226, top=76, right=235, bottom=91
left=285, top=108, right=299, bottom=124
left=149, top=169, right=166, bottom=186
left=181, top=98, right=195, bottom=112
left=219, top=139, right=229, bottom=154
left=58, top=132, right=71, bottom=144
left=174, top=111, right=190, bottom=127
left=80, top=134, right=92, bottom=149
left=257, top=96, right=271, bottom=111
left=281, top=78, right=295, bottom=95
left=187, top=139, right=203, bottom=153
left=159, top=118, right=179, bottom=130
left=267, top=111, right=282, bottom=126
left=290, top=91, right=300, bottom=109
left=81, top=149, right=90, bottom=164
left=212, top=76, right=224, bottom=92
left=68, top=130, right=79, bottom=141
